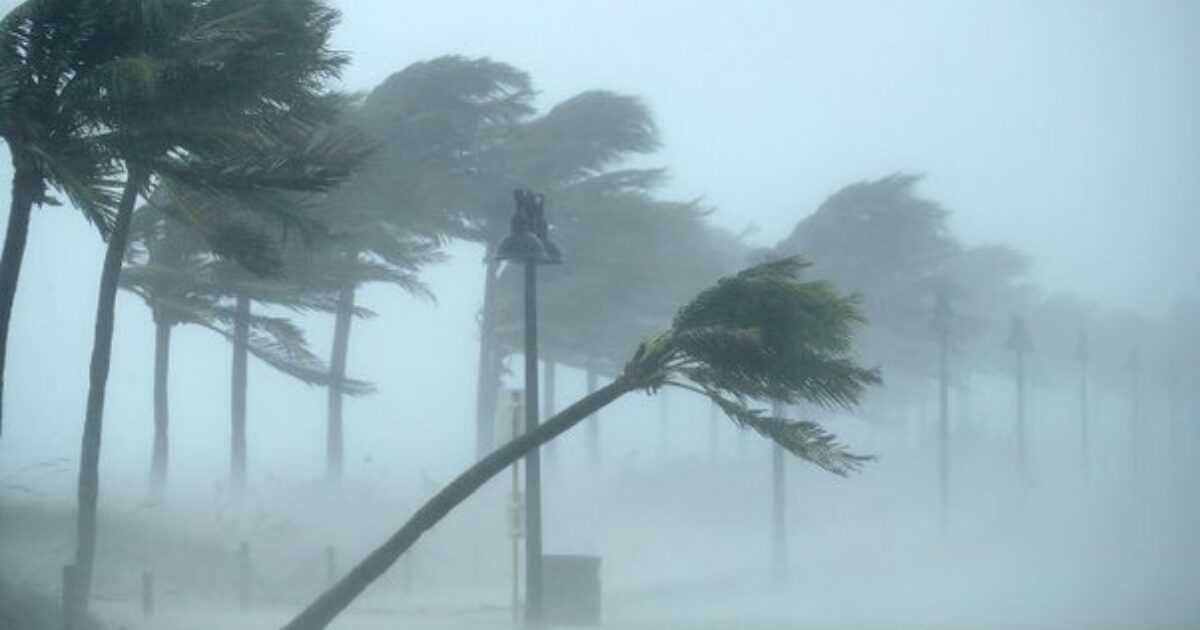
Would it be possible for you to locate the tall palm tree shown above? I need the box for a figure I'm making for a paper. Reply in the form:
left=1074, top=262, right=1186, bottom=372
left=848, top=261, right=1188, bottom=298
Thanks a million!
left=0, top=0, right=124, bottom=434
left=281, top=257, right=881, bottom=630
left=70, top=0, right=356, bottom=613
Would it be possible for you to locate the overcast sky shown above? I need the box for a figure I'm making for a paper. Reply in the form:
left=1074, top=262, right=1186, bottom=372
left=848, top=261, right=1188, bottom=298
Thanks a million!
left=1, top=0, right=1197, bottom=498
left=329, top=0, right=1199, bottom=314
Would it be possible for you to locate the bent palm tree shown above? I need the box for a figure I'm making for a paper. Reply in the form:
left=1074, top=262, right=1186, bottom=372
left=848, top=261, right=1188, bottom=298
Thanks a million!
left=281, top=257, right=881, bottom=630
left=0, top=0, right=123, bottom=434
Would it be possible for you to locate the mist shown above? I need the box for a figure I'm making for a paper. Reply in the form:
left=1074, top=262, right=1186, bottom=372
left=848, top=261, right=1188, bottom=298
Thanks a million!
left=0, top=1, right=1197, bottom=629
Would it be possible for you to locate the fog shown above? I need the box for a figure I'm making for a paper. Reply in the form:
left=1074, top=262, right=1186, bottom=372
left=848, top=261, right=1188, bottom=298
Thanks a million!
left=0, top=1, right=1197, bottom=629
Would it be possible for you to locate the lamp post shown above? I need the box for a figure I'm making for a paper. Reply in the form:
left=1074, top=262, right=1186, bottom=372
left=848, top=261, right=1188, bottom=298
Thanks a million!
left=495, top=189, right=562, bottom=627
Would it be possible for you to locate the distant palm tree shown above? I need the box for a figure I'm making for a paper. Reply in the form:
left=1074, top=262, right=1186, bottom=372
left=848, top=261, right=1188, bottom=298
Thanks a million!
left=281, top=257, right=881, bottom=630
left=121, top=193, right=375, bottom=501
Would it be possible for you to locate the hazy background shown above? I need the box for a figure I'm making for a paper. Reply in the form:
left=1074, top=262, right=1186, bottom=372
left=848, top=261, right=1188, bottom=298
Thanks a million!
left=0, top=2, right=1197, bottom=628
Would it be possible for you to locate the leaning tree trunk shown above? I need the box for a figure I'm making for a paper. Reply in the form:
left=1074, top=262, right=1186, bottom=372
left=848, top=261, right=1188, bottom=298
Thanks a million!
left=473, top=254, right=501, bottom=458
left=586, top=368, right=600, bottom=463
left=281, top=377, right=634, bottom=630
left=543, top=359, right=557, bottom=463
left=0, top=151, right=41, bottom=437
left=326, top=283, right=355, bottom=483
left=230, top=293, right=250, bottom=496
left=74, top=168, right=144, bottom=613
left=148, top=318, right=172, bottom=501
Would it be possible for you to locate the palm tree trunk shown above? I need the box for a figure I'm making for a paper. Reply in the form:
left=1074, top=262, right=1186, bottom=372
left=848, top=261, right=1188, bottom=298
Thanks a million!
left=149, top=318, right=171, bottom=501
left=326, top=283, right=355, bottom=483
left=543, top=359, right=556, bottom=463
left=74, top=167, right=144, bottom=612
left=474, top=254, right=500, bottom=458
left=280, top=377, right=634, bottom=630
left=231, top=293, right=250, bottom=495
left=586, top=368, right=600, bottom=463
left=0, top=151, right=40, bottom=437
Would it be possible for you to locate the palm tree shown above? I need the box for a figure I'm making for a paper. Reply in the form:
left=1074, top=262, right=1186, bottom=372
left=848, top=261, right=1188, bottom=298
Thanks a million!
left=121, top=192, right=374, bottom=501
left=280, top=257, right=881, bottom=630
left=71, top=0, right=356, bottom=613
left=0, top=0, right=124, bottom=434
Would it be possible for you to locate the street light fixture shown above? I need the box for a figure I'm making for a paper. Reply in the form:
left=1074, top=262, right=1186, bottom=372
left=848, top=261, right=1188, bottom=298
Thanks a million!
left=495, top=188, right=562, bottom=627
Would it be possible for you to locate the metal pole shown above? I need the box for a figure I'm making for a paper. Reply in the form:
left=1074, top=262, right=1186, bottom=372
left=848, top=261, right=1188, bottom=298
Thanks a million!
left=511, top=391, right=523, bottom=625
left=770, top=401, right=787, bottom=580
left=523, top=262, right=543, bottom=626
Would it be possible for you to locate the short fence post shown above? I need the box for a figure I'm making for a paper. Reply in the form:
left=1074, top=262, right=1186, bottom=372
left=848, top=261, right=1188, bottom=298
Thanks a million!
left=237, top=541, right=251, bottom=611
left=141, top=570, right=155, bottom=617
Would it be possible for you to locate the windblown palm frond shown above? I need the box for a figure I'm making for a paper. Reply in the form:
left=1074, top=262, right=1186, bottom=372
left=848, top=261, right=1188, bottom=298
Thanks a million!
left=619, top=256, right=881, bottom=476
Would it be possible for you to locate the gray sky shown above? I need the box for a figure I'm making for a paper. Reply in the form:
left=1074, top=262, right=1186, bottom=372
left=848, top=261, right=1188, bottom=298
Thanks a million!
left=331, top=0, right=1199, bottom=313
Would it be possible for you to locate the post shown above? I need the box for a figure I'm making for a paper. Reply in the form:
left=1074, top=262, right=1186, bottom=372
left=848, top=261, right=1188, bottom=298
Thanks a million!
left=62, top=564, right=76, bottom=630
left=238, top=541, right=251, bottom=611
left=523, top=261, right=543, bottom=627
left=770, top=401, right=787, bottom=581
left=141, top=570, right=154, bottom=617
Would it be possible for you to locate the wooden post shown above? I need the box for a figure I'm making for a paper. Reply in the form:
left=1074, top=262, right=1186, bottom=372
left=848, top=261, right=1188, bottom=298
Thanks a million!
left=141, top=570, right=155, bottom=617
left=325, top=545, right=337, bottom=587
left=238, top=541, right=251, bottom=611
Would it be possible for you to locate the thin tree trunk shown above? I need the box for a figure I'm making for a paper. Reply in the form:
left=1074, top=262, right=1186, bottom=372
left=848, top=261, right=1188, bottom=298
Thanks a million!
left=149, top=318, right=171, bottom=501
left=0, top=152, right=40, bottom=437
left=231, top=293, right=250, bottom=496
left=74, top=168, right=144, bottom=612
left=937, top=328, right=949, bottom=530
left=474, top=255, right=501, bottom=458
left=586, top=368, right=599, bottom=464
left=1015, top=349, right=1027, bottom=487
left=280, top=377, right=634, bottom=630
left=327, top=284, right=355, bottom=483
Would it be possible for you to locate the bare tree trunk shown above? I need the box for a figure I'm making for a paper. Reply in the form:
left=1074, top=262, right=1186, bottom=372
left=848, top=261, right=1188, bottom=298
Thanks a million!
left=281, top=378, right=634, bottom=630
left=74, top=168, right=144, bottom=612
left=474, top=255, right=500, bottom=458
left=0, top=151, right=40, bottom=437
left=231, top=293, right=250, bottom=496
left=149, top=318, right=171, bottom=501
left=326, top=284, right=355, bottom=483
